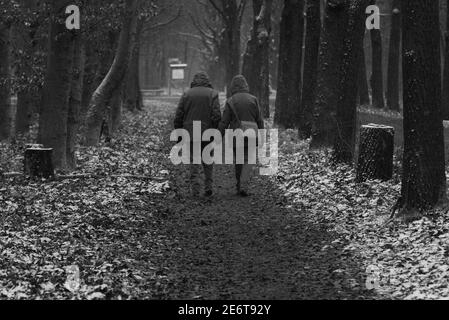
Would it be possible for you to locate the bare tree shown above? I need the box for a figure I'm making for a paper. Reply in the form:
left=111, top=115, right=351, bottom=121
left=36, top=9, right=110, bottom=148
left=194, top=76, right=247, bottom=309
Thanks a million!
left=123, top=5, right=181, bottom=112
left=370, top=0, right=385, bottom=109
left=37, top=0, right=76, bottom=169
left=310, top=0, right=349, bottom=149
left=14, top=0, right=39, bottom=135
left=122, top=21, right=144, bottom=112
left=67, top=36, right=86, bottom=171
left=189, top=1, right=227, bottom=89
left=242, top=0, right=273, bottom=117
left=299, top=0, right=321, bottom=138
left=208, top=0, right=247, bottom=93
left=333, top=0, right=371, bottom=163
left=397, top=0, right=447, bottom=218
left=443, top=0, right=449, bottom=119
left=386, top=0, right=401, bottom=111
left=0, top=21, right=11, bottom=140
left=274, top=0, right=304, bottom=128
left=357, top=37, right=370, bottom=106
left=84, top=0, right=140, bottom=146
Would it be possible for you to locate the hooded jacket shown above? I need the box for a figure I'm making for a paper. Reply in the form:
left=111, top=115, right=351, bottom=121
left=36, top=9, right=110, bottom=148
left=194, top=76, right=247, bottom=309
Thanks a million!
left=219, top=75, right=264, bottom=134
left=174, top=72, right=221, bottom=140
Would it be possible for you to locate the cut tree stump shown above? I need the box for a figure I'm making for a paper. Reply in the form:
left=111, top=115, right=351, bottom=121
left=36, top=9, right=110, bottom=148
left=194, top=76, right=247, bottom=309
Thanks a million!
left=24, top=147, right=54, bottom=179
left=356, top=124, right=394, bottom=183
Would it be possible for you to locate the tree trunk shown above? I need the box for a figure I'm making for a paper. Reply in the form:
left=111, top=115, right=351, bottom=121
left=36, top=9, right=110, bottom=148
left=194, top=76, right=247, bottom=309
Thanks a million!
left=370, top=3, right=385, bottom=109
left=310, top=0, right=349, bottom=148
left=274, top=0, right=304, bottom=129
left=143, top=40, right=151, bottom=89
left=386, top=0, right=401, bottom=111
left=66, top=37, right=86, bottom=171
left=443, top=0, right=449, bottom=119
left=299, top=0, right=321, bottom=138
left=400, top=0, right=447, bottom=215
left=81, top=32, right=118, bottom=116
left=356, top=124, right=394, bottom=182
left=84, top=0, right=139, bottom=146
left=222, top=1, right=243, bottom=96
left=123, top=21, right=143, bottom=112
left=110, top=87, right=122, bottom=134
left=37, top=0, right=75, bottom=170
left=15, top=91, right=32, bottom=135
left=242, top=0, right=273, bottom=118
left=14, top=0, right=39, bottom=135
left=0, top=23, right=11, bottom=141
left=333, top=0, right=370, bottom=164
left=357, top=39, right=370, bottom=106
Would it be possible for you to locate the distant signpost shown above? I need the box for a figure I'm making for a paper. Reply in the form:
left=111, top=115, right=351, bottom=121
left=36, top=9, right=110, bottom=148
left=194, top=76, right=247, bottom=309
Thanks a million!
left=168, top=62, right=187, bottom=96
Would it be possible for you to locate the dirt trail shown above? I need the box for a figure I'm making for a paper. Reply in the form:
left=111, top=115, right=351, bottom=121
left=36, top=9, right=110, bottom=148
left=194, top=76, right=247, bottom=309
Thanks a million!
left=151, top=100, right=376, bottom=300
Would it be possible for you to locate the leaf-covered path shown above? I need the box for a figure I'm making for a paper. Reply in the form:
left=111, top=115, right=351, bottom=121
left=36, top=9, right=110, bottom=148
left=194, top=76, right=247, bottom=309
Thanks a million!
left=160, top=164, right=375, bottom=299
left=6, top=99, right=449, bottom=300
left=0, top=99, right=380, bottom=299
left=146, top=99, right=376, bottom=300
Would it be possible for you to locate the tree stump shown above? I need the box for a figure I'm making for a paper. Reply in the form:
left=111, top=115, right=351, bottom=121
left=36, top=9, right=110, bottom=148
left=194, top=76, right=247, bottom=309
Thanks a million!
left=24, top=147, right=54, bottom=179
left=356, top=124, right=394, bottom=183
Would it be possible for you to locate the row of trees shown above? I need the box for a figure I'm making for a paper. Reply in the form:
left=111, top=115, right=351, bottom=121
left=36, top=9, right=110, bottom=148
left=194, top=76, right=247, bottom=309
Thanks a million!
left=189, top=0, right=283, bottom=119
left=1, top=0, right=447, bottom=217
left=0, top=0, right=180, bottom=170
left=272, top=0, right=446, bottom=217
left=186, top=0, right=447, bottom=217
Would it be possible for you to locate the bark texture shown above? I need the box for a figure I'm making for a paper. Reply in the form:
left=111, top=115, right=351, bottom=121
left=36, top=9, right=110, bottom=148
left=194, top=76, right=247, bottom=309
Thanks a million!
left=123, top=21, right=143, bottom=112
left=84, top=0, right=139, bottom=146
left=333, top=0, right=370, bottom=163
left=274, top=0, right=304, bottom=129
left=356, top=124, right=394, bottom=182
left=369, top=3, right=385, bottom=109
left=209, top=0, right=245, bottom=95
left=400, top=0, right=447, bottom=213
left=386, top=0, right=401, bottom=111
left=0, top=23, right=11, bottom=140
left=357, top=39, right=370, bottom=106
left=24, top=147, right=55, bottom=179
left=310, top=0, right=349, bottom=148
left=67, top=37, right=86, bottom=171
left=242, top=0, right=273, bottom=118
left=299, top=0, right=321, bottom=138
left=15, top=0, right=39, bottom=135
left=443, top=0, right=449, bottom=119
left=37, top=0, right=75, bottom=169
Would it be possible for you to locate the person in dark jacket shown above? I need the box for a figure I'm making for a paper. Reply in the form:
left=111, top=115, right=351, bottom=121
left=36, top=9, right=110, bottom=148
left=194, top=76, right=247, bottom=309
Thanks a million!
left=219, top=75, right=264, bottom=197
left=174, top=72, right=221, bottom=197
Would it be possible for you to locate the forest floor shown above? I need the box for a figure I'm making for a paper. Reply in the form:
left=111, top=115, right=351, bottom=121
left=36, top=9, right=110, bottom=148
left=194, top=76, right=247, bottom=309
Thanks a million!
left=1, top=99, right=449, bottom=299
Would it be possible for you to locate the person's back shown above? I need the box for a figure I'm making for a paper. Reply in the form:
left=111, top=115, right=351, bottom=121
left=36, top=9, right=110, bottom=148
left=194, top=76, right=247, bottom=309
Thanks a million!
left=174, top=73, right=221, bottom=138
left=227, top=92, right=262, bottom=129
left=173, top=72, right=221, bottom=197
left=219, top=75, right=264, bottom=197
left=220, top=75, right=264, bottom=131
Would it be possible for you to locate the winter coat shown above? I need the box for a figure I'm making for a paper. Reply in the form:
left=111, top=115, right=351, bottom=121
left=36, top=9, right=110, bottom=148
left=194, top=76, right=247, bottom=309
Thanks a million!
left=219, top=75, right=265, bottom=163
left=174, top=72, right=221, bottom=141
left=219, top=75, right=264, bottom=134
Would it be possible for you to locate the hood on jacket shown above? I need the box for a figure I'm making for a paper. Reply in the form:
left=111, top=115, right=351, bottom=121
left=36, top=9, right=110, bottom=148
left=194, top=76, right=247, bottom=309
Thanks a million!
left=191, top=72, right=213, bottom=89
left=230, top=75, right=250, bottom=96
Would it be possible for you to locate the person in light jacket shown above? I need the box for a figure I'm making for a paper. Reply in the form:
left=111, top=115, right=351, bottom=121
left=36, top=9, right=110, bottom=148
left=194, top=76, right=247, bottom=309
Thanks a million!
left=219, top=75, right=264, bottom=197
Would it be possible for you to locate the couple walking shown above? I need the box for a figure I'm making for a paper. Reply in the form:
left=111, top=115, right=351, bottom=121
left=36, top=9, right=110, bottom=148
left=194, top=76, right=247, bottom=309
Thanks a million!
left=174, top=72, right=264, bottom=198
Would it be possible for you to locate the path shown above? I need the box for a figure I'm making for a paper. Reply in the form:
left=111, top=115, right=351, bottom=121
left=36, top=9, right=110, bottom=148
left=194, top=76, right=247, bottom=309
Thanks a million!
left=0, top=99, right=377, bottom=299
left=147, top=99, right=376, bottom=300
